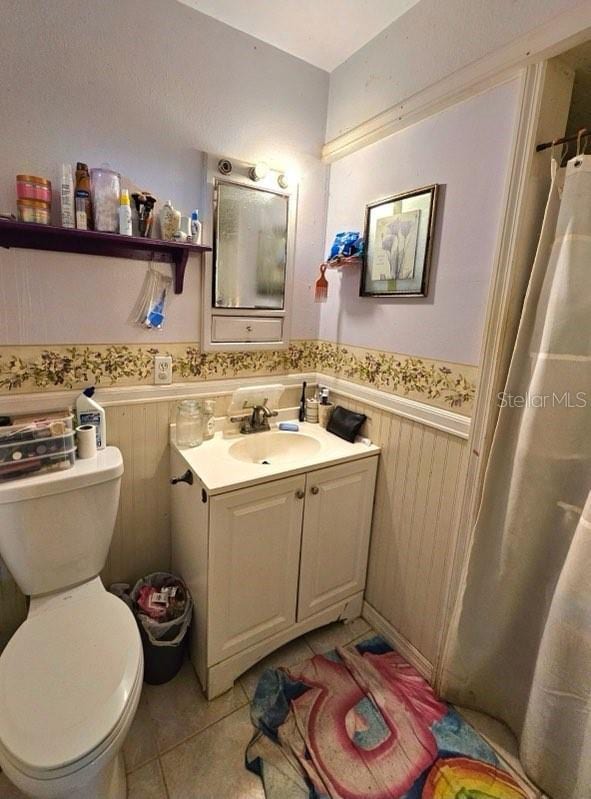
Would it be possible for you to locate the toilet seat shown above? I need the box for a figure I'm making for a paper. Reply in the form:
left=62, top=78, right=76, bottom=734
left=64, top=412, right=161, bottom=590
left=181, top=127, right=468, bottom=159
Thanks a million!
left=0, top=582, right=142, bottom=781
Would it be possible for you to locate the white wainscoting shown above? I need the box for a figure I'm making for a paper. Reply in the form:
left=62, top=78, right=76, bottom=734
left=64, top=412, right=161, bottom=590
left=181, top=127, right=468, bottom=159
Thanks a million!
left=328, top=389, right=469, bottom=679
left=0, top=375, right=470, bottom=672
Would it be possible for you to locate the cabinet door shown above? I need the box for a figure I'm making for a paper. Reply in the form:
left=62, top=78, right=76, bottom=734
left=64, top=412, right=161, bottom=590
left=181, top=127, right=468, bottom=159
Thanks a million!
left=208, top=476, right=305, bottom=664
left=297, top=457, right=378, bottom=622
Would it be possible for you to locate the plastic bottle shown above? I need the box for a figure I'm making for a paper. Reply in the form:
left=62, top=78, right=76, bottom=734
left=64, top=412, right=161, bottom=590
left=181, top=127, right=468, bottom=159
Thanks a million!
left=76, top=387, right=106, bottom=450
left=75, top=197, right=87, bottom=230
left=75, top=162, right=93, bottom=230
left=119, top=189, right=132, bottom=235
left=190, top=209, right=202, bottom=244
left=60, top=164, right=75, bottom=228
left=202, top=399, right=215, bottom=440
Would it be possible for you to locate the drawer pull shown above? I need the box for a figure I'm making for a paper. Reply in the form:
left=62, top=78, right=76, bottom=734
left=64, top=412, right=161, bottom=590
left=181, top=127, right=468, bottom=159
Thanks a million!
left=246, top=325, right=253, bottom=332
left=310, top=486, right=319, bottom=495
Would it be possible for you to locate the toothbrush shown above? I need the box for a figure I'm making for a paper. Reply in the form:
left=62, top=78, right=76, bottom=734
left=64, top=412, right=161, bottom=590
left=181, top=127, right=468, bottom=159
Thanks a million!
left=299, top=381, right=307, bottom=422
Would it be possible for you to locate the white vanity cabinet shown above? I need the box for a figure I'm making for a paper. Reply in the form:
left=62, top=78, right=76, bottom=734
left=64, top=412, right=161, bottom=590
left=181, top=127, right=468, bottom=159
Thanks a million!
left=208, top=475, right=305, bottom=664
left=171, top=448, right=378, bottom=699
left=297, top=458, right=377, bottom=621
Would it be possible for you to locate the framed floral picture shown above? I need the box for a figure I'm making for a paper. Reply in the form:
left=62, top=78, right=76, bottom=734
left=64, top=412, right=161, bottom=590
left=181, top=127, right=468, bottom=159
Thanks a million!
left=360, top=184, right=439, bottom=297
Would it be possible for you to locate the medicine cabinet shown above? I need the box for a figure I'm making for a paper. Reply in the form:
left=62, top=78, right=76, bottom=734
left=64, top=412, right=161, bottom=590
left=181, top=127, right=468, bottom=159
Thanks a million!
left=201, top=153, right=297, bottom=351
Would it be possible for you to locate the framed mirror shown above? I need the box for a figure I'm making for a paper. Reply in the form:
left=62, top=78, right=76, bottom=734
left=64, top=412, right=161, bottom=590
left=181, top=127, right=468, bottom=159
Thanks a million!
left=201, top=153, right=297, bottom=352
left=214, top=180, right=289, bottom=309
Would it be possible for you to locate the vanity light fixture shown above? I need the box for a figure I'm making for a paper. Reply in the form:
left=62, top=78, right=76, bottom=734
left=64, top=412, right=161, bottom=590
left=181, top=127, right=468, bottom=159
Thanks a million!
left=218, top=159, right=233, bottom=175
left=277, top=173, right=289, bottom=189
left=249, top=162, right=269, bottom=182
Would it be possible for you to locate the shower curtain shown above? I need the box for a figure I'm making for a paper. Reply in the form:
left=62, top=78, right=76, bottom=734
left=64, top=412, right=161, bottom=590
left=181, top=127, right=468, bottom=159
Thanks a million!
left=441, top=154, right=591, bottom=799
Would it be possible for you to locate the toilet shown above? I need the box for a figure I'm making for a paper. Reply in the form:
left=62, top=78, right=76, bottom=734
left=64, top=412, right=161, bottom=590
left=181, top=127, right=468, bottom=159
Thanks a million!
left=0, top=447, right=143, bottom=799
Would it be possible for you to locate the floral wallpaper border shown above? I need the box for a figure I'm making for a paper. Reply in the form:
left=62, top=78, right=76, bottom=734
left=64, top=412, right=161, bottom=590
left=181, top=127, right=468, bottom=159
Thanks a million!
left=0, top=341, right=477, bottom=414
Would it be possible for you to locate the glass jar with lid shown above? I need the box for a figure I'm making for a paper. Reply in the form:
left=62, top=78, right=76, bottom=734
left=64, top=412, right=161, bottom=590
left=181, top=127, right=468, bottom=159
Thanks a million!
left=176, top=400, right=203, bottom=447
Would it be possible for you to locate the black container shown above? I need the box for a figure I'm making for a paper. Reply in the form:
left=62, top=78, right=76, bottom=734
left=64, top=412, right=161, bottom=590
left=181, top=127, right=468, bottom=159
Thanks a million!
left=130, top=572, right=193, bottom=685
left=138, top=621, right=188, bottom=685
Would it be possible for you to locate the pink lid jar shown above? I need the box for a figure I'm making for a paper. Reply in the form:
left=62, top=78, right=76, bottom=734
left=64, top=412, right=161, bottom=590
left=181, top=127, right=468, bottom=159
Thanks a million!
left=16, top=174, right=52, bottom=203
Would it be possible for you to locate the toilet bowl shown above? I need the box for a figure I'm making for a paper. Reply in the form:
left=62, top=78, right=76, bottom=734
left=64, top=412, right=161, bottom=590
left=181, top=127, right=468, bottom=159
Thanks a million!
left=0, top=578, right=143, bottom=798
left=0, top=447, right=143, bottom=798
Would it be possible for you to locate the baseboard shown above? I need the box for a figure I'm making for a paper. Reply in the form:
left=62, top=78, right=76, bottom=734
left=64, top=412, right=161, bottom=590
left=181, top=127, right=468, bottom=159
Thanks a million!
left=362, top=601, right=433, bottom=682
left=205, top=593, right=364, bottom=699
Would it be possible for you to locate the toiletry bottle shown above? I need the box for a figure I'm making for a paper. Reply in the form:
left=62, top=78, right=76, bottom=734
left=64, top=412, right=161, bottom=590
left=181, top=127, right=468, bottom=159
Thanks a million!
left=202, top=399, right=215, bottom=440
left=76, top=387, right=106, bottom=449
left=190, top=209, right=202, bottom=244
left=119, top=189, right=132, bottom=235
left=160, top=200, right=181, bottom=240
left=75, top=197, right=87, bottom=230
left=75, top=162, right=93, bottom=229
left=60, top=164, right=75, bottom=228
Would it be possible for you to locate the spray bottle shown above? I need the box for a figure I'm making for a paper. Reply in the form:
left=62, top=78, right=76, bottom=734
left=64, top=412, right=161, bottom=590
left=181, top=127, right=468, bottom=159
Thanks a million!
left=76, top=387, right=106, bottom=450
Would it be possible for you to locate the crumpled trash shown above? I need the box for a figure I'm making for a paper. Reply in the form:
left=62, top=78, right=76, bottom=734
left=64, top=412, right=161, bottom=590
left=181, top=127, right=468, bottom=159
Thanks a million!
left=136, top=581, right=187, bottom=622
left=130, top=572, right=192, bottom=646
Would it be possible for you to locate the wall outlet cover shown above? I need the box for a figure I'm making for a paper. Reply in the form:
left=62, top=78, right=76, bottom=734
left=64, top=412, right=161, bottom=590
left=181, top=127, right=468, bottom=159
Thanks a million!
left=154, top=355, right=173, bottom=385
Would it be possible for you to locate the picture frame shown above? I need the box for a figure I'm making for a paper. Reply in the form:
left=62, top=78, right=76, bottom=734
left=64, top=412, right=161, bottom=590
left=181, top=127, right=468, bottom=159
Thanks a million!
left=360, top=184, right=439, bottom=297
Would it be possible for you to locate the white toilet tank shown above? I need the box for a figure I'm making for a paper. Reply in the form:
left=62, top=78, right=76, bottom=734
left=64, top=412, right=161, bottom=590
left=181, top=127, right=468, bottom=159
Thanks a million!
left=0, top=447, right=123, bottom=597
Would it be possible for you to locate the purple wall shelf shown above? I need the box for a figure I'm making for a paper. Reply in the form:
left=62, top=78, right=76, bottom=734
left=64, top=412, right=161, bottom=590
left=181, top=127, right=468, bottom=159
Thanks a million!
left=0, top=219, right=211, bottom=293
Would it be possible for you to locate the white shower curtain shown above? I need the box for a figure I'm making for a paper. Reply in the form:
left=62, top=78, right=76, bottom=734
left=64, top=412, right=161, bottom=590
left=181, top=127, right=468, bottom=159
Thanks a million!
left=441, top=154, right=591, bottom=799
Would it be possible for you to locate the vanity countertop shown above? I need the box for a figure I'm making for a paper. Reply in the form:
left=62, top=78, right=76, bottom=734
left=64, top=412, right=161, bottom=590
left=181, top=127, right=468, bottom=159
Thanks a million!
left=171, top=421, right=379, bottom=495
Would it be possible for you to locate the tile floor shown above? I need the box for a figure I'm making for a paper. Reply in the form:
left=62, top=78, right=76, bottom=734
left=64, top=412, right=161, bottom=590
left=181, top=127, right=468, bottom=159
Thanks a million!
left=0, top=618, right=371, bottom=799
left=0, top=616, right=538, bottom=799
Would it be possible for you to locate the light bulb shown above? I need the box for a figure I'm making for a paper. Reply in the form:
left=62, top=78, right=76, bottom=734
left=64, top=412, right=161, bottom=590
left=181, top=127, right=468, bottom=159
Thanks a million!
left=249, top=162, right=269, bottom=182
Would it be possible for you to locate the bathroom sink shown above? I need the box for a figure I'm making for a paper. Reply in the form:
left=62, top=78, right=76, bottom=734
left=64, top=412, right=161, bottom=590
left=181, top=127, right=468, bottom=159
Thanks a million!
left=172, top=421, right=379, bottom=493
left=228, top=431, right=321, bottom=465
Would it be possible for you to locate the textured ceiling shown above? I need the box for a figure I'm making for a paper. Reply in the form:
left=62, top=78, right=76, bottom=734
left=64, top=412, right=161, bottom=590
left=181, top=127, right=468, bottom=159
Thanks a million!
left=177, top=0, right=420, bottom=72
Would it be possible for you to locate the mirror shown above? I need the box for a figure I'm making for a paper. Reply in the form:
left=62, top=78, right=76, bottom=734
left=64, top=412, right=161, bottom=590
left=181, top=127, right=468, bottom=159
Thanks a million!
left=214, top=180, right=289, bottom=309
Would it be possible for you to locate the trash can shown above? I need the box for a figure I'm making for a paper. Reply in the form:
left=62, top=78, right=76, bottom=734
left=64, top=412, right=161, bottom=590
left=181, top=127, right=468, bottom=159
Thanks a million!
left=129, top=572, right=193, bottom=685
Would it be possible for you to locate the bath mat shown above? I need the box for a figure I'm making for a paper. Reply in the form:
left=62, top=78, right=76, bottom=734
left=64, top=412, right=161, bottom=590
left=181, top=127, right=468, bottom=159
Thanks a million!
left=246, top=635, right=531, bottom=799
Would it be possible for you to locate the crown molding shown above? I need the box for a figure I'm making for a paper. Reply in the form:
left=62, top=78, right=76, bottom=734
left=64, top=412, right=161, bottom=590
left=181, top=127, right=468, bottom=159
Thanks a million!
left=322, top=5, right=591, bottom=163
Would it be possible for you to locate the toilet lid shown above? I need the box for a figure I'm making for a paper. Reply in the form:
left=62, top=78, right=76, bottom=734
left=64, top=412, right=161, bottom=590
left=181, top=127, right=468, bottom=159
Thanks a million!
left=0, top=588, right=142, bottom=774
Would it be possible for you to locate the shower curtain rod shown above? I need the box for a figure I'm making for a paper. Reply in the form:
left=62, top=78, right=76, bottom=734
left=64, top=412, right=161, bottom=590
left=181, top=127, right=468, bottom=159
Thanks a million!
left=536, top=127, right=589, bottom=152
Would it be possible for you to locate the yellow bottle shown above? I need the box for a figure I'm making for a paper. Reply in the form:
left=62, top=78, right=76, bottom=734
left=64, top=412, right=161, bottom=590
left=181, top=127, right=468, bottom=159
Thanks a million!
left=119, top=189, right=132, bottom=236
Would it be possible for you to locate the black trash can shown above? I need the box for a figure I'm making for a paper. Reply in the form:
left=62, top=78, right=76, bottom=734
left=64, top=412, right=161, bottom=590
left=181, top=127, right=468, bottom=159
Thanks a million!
left=130, top=572, right=193, bottom=685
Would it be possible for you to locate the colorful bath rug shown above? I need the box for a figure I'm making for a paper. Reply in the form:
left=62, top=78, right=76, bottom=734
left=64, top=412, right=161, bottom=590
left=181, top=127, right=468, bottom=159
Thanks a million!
left=246, top=636, right=530, bottom=799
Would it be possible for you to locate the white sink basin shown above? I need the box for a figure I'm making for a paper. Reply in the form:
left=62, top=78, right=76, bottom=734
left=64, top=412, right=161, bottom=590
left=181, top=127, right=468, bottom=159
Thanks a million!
left=172, top=421, right=379, bottom=494
left=228, top=431, right=321, bottom=465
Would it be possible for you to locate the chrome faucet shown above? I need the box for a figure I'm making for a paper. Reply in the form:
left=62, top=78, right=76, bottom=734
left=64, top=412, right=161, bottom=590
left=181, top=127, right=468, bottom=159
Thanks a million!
left=230, top=404, right=278, bottom=434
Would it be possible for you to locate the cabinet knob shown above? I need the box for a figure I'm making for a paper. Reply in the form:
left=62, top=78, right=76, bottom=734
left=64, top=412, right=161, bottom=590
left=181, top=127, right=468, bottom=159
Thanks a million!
left=296, top=489, right=305, bottom=499
left=310, top=486, right=319, bottom=495
left=246, top=324, right=253, bottom=332
left=170, top=469, right=193, bottom=486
